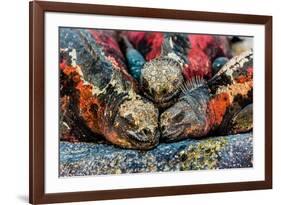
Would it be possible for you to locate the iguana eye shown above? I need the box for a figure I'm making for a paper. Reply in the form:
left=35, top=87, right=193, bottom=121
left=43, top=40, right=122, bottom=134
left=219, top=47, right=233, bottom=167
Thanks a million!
left=124, top=114, right=134, bottom=125
left=173, top=112, right=185, bottom=123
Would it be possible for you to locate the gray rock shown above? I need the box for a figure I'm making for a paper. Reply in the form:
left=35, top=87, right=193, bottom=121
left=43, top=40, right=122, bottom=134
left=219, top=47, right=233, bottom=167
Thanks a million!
left=59, top=132, right=253, bottom=177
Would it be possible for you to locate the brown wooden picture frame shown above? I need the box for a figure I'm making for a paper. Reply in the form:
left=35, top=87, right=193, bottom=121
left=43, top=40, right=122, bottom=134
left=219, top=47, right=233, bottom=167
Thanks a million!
left=29, top=1, right=272, bottom=204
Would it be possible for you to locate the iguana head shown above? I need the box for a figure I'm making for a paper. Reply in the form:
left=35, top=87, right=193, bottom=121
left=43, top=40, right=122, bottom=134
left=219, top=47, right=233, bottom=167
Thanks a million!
left=140, top=57, right=184, bottom=108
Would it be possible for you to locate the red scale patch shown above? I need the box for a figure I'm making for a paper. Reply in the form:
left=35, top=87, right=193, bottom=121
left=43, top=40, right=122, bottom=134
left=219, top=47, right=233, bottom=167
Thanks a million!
left=207, top=92, right=231, bottom=128
left=182, top=47, right=211, bottom=80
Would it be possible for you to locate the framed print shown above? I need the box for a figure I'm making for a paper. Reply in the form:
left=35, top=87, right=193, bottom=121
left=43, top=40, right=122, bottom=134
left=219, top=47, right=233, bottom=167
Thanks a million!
left=29, top=1, right=272, bottom=204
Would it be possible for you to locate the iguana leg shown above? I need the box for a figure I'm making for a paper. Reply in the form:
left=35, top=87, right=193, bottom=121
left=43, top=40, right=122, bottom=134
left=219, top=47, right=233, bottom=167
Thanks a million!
left=228, top=103, right=253, bottom=134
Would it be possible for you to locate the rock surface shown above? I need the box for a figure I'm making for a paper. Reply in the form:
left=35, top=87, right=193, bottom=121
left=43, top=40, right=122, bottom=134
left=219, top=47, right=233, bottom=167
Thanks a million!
left=59, top=132, right=253, bottom=177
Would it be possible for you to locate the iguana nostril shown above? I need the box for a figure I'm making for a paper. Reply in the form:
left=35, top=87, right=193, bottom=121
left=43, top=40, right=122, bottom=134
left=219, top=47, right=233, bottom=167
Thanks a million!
left=143, top=128, right=150, bottom=135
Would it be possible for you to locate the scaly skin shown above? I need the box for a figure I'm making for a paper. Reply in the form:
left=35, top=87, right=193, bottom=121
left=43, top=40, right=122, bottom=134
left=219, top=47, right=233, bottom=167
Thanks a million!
left=122, top=35, right=146, bottom=81
left=59, top=28, right=160, bottom=149
left=124, top=32, right=189, bottom=108
left=182, top=35, right=230, bottom=80
left=60, top=29, right=253, bottom=147
left=160, top=50, right=253, bottom=141
left=124, top=32, right=229, bottom=108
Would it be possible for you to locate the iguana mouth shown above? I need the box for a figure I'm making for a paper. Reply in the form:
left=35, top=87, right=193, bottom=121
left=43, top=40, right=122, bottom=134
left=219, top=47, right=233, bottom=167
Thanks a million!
left=127, top=130, right=160, bottom=149
left=112, top=96, right=160, bottom=149
left=161, top=128, right=185, bottom=142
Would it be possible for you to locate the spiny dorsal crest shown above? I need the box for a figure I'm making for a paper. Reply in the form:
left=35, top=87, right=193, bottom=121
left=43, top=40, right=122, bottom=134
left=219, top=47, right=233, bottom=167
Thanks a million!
left=180, top=76, right=206, bottom=95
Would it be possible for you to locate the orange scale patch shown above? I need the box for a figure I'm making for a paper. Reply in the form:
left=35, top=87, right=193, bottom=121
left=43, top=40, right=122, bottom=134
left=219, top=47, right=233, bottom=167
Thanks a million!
left=235, top=67, right=253, bottom=84
left=60, top=63, right=102, bottom=134
left=207, top=92, right=231, bottom=127
left=76, top=83, right=103, bottom=134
